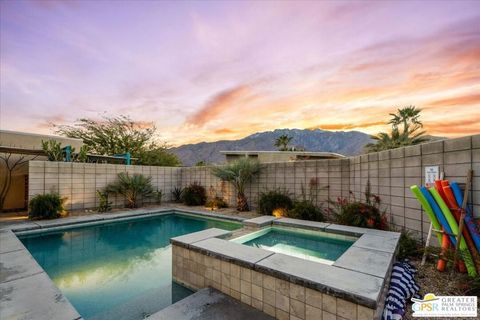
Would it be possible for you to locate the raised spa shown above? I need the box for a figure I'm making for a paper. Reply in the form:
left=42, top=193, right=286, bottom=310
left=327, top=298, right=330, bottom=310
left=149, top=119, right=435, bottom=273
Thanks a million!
left=232, top=226, right=357, bottom=264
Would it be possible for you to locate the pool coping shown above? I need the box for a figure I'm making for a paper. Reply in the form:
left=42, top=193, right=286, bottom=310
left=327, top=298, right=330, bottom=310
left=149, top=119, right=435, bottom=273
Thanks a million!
left=171, top=217, right=400, bottom=310
left=0, top=207, right=247, bottom=320
left=1, top=209, right=400, bottom=318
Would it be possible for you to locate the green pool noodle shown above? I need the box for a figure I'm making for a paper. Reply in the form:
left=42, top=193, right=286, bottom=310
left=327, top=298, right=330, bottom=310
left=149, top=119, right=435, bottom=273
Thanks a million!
left=429, top=187, right=477, bottom=277
left=410, top=185, right=442, bottom=245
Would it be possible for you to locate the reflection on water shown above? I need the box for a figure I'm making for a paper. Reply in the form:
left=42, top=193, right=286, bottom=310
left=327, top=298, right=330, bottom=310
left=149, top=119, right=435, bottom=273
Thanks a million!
left=243, top=228, right=354, bottom=263
left=20, top=214, right=240, bottom=320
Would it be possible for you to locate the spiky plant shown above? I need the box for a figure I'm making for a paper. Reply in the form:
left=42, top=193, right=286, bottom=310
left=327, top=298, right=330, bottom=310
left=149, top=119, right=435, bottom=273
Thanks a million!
left=211, top=158, right=260, bottom=211
left=105, top=172, right=154, bottom=208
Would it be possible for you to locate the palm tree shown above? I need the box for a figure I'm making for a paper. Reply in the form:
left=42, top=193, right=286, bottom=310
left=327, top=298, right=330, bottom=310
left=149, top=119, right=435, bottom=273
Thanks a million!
left=365, top=106, right=428, bottom=152
left=274, top=134, right=293, bottom=151
left=211, top=158, right=260, bottom=211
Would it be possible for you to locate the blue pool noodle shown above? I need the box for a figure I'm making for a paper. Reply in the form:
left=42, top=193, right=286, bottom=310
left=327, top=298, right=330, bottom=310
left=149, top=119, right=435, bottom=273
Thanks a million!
left=450, top=182, right=480, bottom=253
left=420, top=186, right=457, bottom=246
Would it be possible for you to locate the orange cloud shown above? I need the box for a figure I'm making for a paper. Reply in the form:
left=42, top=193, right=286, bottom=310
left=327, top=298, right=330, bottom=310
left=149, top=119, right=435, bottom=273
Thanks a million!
left=423, top=116, right=480, bottom=136
left=213, top=128, right=236, bottom=134
left=425, top=93, right=480, bottom=108
left=186, top=85, right=252, bottom=126
left=310, top=121, right=385, bottom=131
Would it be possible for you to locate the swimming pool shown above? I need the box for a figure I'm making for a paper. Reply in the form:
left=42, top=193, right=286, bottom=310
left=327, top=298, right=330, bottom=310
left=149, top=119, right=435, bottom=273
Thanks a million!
left=19, top=213, right=241, bottom=320
left=233, top=226, right=356, bottom=264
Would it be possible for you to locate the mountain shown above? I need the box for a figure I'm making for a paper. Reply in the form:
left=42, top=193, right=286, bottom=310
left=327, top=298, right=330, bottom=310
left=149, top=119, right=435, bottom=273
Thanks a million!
left=170, top=129, right=373, bottom=166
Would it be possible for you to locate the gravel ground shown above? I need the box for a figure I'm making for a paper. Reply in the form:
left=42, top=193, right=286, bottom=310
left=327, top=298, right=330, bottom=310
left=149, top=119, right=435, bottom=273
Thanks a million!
left=402, top=256, right=477, bottom=320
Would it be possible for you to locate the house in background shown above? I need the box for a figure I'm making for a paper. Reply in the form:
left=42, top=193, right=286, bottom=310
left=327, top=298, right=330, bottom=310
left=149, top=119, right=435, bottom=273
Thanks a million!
left=220, top=150, right=345, bottom=163
left=0, top=130, right=83, bottom=211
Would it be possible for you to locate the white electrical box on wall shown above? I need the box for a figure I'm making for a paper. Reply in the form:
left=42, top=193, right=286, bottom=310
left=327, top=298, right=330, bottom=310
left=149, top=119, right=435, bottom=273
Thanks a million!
left=425, top=166, right=440, bottom=187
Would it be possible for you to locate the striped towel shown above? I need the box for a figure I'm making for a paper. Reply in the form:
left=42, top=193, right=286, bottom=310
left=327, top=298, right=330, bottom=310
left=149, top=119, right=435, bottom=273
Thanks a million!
left=382, top=260, right=420, bottom=320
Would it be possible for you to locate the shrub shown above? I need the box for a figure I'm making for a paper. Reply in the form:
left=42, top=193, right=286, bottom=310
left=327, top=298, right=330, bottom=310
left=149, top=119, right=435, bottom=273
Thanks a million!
left=397, top=230, right=421, bottom=259
left=105, top=172, right=154, bottom=208
left=257, top=189, right=293, bottom=216
left=206, top=197, right=228, bottom=209
left=172, top=187, right=184, bottom=202
left=29, top=193, right=65, bottom=219
left=182, top=182, right=207, bottom=206
left=154, top=190, right=162, bottom=204
left=329, top=199, right=388, bottom=230
left=289, top=200, right=324, bottom=222
left=73, top=145, right=89, bottom=163
left=41, top=140, right=64, bottom=161
left=328, top=181, right=387, bottom=230
left=96, top=190, right=112, bottom=212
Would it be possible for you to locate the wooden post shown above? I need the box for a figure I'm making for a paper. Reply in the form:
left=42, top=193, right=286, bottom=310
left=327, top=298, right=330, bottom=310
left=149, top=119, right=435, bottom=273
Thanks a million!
left=421, top=223, right=433, bottom=266
left=452, top=170, right=473, bottom=270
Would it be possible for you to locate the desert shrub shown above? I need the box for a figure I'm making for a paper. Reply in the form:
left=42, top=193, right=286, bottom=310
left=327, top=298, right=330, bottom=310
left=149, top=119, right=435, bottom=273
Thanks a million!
left=73, top=145, right=89, bottom=163
left=289, top=200, right=324, bottom=222
left=206, top=197, right=228, bottom=209
left=29, top=193, right=65, bottom=219
left=105, top=172, right=154, bottom=208
left=172, top=187, right=184, bottom=202
left=328, top=181, right=387, bottom=230
left=182, top=182, right=207, bottom=206
left=154, top=190, right=162, bottom=204
left=257, top=189, right=293, bottom=215
left=41, top=140, right=64, bottom=161
left=329, top=198, right=388, bottom=230
left=397, top=230, right=421, bottom=259
left=96, top=190, right=112, bottom=212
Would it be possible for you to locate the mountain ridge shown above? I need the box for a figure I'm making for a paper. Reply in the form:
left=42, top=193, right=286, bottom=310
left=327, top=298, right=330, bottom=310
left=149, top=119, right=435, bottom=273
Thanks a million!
left=170, top=128, right=373, bottom=166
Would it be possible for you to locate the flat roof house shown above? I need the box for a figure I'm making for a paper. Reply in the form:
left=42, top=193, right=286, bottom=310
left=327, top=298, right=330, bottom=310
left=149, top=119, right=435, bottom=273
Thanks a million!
left=220, top=150, right=345, bottom=163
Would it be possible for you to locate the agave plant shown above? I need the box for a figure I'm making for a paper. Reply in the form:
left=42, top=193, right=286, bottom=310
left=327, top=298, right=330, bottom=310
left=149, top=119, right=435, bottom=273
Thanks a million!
left=211, top=158, right=260, bottom=211
left=105, top=172, right=154, bottom=208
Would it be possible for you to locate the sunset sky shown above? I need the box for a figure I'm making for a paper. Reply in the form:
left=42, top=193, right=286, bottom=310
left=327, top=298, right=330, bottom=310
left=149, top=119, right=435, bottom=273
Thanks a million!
left=1, top=0, right=479, bottom=146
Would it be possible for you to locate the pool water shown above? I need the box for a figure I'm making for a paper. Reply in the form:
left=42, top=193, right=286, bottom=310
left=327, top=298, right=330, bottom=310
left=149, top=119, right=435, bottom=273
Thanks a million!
left=19, top=213, right=241, bottom=320
left=234, top=227, right=355, bottom=264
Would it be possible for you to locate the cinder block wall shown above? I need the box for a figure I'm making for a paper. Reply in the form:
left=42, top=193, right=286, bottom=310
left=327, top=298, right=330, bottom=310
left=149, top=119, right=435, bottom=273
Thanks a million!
left=28, top=134, right=479, bottom=240
left=348, top=135, right=480, bottom=242
left=28, top=162, right=182, bottom=210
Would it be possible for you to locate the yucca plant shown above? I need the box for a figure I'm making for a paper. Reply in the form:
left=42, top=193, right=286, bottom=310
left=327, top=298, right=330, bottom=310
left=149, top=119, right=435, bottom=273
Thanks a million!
left=172, top=187, right=184, bottom=202
left=105, top=172, right=154, bottom=208
left=211, top=158, right=260, bottom=211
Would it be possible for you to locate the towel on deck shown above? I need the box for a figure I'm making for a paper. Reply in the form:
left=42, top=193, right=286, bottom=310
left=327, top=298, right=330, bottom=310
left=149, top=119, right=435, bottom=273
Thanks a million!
left=382, top=260, right=420, bottom=320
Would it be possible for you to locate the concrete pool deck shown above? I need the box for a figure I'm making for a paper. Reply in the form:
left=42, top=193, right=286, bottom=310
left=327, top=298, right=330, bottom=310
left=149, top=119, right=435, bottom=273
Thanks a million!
left=149, top=287, right=274, bottom=320
left=1, top=206, right=399, bottom=319
left=0, top=207, right=248, bottom=320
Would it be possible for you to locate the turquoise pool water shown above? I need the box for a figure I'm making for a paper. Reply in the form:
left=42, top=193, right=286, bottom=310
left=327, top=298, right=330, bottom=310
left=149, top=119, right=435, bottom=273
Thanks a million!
left=19, top=213, right=241, bottom=320
left=234, top=227, right=355, bottom=264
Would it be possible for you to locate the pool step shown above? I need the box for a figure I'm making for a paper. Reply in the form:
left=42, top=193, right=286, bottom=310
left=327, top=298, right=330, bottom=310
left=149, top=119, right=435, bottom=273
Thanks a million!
left=148, top=287, right=274, bottom=320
